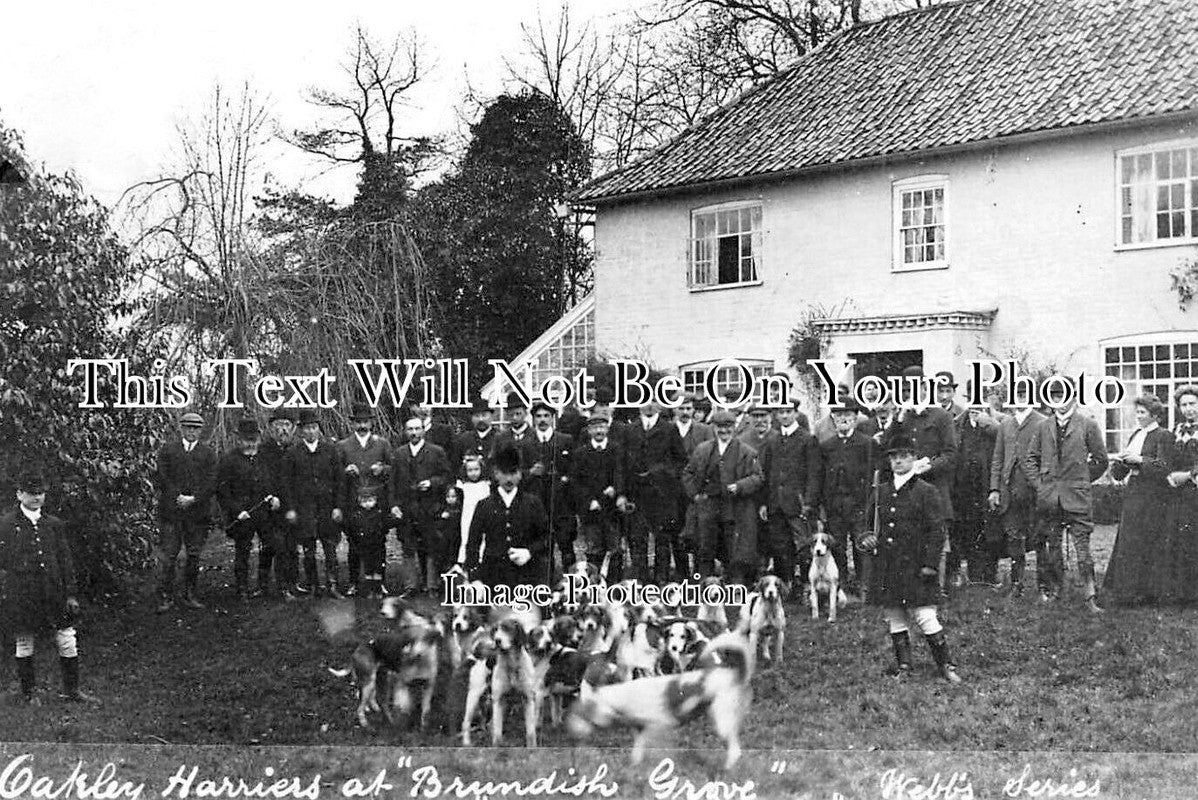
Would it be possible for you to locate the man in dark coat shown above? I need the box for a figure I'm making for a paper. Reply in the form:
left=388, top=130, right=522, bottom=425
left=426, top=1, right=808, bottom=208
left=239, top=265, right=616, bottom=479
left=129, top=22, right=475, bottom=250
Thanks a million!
left=523, top=401, right=574, bottom=574
left=950, top=408, right=1000, bottom=587
left=814, top=399, right=875, bottom=599
left=154, top=411, right=218, bottom=612
left=216, top=418, right=278, bottom=600
left=624, top=400, right=688, bottom=582
left=570, top=412, right=627, bottom=580
left=861, top=433, right=960, bottom=683
left=1025, top=378, right=1108, bottom=612
left=258, top=407, right=296, bottom=599
left=670, top=394, right=713, bottom=576
left=282, top=409, right=345, bottom=597
left=391, top=416, right=453, bottom=595
left=758, top=399, right=819, bottom=594
left=0, top=470, right=100, bottom=704
left=337, top=402, right=393, bottom=596
left=454, top=399, right=497, bottom=472
left=495, top=392, right=536, bottom=461
left=987, top=399, right=1047, bottom=596
left=465, top=444, right=551, bottom=587
left=884, top=366, right=957, bottom=593
left=682, top=409, right=764, bottom=586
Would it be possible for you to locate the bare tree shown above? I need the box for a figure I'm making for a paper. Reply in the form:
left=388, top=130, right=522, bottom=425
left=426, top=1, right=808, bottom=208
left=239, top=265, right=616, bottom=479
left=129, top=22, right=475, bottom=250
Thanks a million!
left=120, top=82, right=274, bottom=378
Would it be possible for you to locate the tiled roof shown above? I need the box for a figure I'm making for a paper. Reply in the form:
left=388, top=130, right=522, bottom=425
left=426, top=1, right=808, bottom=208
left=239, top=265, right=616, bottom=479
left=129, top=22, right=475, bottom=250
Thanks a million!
left=576, top=0, right=1198, bottom=204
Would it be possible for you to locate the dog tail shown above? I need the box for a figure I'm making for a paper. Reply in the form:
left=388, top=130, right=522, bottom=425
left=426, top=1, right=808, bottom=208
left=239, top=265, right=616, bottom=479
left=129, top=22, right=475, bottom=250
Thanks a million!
left=327, top=666, right=352, bottom=679
left=701, top=630, right=753, bottom=685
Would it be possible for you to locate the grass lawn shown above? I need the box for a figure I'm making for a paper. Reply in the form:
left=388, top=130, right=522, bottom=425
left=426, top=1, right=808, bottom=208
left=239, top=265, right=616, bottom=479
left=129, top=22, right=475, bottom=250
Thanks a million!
left=3, top=523, right=1197, bottom=798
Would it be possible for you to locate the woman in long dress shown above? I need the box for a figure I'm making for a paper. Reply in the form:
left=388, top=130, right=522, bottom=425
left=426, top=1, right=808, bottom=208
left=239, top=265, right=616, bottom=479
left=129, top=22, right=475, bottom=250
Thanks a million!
left=1157, top=385, right=1198, bottom=605
left=1102, top=394, right=1176, bottom=606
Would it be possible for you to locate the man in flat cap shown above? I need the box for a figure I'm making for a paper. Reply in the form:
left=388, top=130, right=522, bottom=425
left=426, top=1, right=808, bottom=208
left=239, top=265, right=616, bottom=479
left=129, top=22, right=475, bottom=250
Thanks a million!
left=624, top=400, right=688, bottom=583
left=216, top=418, right=279, bottom=600
left=682, top=409, right=764, bottom=586
left=337, top=402, right=393, bottom=596
left=282, top=408, right=345, bottom=598
left=861, top=433, right=961, bottom=683
left=569, top=410, right=628, bottom=580
left=154, top=411, right=218, bottom=612
left=758, top=399, right=820, bottom=594
left=0, top=470, right=100, bottom=704
left=814, top=397, right=876, bottom=600
left=258, top=407, right=297, bottom=599
left=669, top=393, right=713, bottom=576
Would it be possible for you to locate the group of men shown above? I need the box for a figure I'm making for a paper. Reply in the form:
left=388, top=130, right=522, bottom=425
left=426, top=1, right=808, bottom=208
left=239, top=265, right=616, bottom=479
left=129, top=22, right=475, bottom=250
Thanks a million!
left=153, top=363, right=1109, bottom=616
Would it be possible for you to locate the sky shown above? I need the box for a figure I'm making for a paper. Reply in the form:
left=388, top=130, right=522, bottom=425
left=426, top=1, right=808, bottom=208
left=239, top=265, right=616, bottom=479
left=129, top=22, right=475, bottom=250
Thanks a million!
left=1, top=0, right=642, bottom=209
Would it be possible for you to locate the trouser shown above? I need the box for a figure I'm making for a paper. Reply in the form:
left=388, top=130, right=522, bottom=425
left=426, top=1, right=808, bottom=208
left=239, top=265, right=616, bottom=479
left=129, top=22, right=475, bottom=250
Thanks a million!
left=765, top=510, right=803, bottom=586
left=883, top=605, right=943, bottom=636
left=158, top=520, right=208, bottom=597
left=294, top=511, right=341, bottom=588
left=1037, top=501, right=1095, bottom=595
left=397, top=519, right=434, bottom=591
left=580, top=513, right=623, bottom=582
left=230, top=530, right=255, bottom=592
left=257, top=516, right=285, bottom=591
left=346, top=535, right=362, bottom=587
left=622, top=511, right=651, bottom=584
left=1000, top=486, right=1040, bottom=587
left=951, top=504, right=998, bottom=583
left=695, top=508, right=755, bottom=587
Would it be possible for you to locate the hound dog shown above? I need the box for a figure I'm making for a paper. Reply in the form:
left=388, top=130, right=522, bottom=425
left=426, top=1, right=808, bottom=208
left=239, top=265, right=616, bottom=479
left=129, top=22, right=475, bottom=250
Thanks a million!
left=566, top=630, right=754, bottom=770
left=661, top=619, right=714, bottom=674
left=491, top=617, right=539, bottom=747
left=392, top=621, right=444, bottom=730
left=695, top=576, right=730, bottom=630
left=448, top=603, right=487, bottom=669
left=328, top=631, right=421, bottom=728
left=808, top=530, right=846, bottom=622
left=455, top=626, right=497, bottom=746
left=745, top=575, right=786, bottom=665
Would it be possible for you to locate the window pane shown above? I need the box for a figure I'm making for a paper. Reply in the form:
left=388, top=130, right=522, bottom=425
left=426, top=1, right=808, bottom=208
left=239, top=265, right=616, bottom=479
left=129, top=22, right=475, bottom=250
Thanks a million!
left=1157, top=151, right=1172, bottom=179
left=1172, top=149, right=1187, bottom=177
left=718, top=235, right=739, bottom=284
left=751, top=206, right=762, bottom=229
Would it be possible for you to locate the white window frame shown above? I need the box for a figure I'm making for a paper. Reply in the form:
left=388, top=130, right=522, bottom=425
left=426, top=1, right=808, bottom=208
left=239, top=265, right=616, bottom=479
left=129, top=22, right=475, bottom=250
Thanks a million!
left=688, top=200, right=764, bottom=291
left=1101, top=332, right=1198, bottom=451
left=892, top=175, right=949, bottom=273
left=680, top=359, right=774, bottom=400
left=1114, top=139, right=1198, bottom=250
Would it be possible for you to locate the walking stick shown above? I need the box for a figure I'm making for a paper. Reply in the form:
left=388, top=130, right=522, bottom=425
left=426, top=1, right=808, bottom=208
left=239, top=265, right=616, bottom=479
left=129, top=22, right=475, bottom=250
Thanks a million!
left=225, top=496, right=272, bottom=536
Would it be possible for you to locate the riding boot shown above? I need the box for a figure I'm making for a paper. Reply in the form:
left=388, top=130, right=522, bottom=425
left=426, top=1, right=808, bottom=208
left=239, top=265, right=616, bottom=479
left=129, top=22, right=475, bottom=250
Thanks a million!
left=1083, top=577, right=1103, bottom=614
left=890, top=631, right=913, bottom=674
left=926, top=631, right=962, bottom=683
left=59, top=657, right=101, bottom=704
left=15, top=656, right=35, bottom=701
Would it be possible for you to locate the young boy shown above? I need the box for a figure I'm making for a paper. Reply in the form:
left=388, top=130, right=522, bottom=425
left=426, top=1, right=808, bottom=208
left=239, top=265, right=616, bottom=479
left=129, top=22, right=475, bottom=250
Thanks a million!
left=861, top=434, right=961, bottom=683
left=345, top=486, right=387, bottom=598
left=0, top=470, right=100, bottom=704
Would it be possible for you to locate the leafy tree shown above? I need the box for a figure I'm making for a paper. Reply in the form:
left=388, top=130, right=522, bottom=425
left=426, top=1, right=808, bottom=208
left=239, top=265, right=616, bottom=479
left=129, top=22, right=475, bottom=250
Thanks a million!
left=0, top=121, right=167, bottom=596
left=408, top=93, right=592, bottom=397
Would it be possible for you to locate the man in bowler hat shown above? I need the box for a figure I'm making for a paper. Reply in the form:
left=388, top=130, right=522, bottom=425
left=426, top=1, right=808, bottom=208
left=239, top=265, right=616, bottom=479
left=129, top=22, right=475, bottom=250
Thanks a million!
left=282, top=408, right=345, bottom=597
left=1, top=470, right=100, bottom=704
left=155, top=411, right=217, bottom=612
left=216, top=418, right=278, bottom=600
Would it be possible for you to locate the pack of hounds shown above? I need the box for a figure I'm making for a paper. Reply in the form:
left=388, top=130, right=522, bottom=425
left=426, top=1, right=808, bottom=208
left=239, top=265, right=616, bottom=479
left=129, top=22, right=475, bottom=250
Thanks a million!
left=326, top=565, right=795, bottom=769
